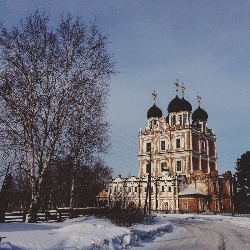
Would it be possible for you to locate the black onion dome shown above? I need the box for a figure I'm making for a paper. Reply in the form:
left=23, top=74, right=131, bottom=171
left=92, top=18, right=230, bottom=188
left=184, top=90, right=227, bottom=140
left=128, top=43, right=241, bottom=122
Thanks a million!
left=147, top=104, right=163, bottom=118
left=192, top=106, right=208, bottom=121
left=168, top=96, right=192, bottom=113
left=181, top=97, right=192, bottom=112
left=167, top=96, right=182, bottom=112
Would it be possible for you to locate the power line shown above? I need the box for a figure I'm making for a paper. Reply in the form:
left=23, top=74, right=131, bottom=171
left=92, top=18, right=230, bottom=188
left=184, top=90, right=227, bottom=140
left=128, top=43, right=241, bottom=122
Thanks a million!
left=110, top=124, right=138, bottom=139
left=109, top=137, right=137, bottom=152
left=109, top=130, right=137, bottom=146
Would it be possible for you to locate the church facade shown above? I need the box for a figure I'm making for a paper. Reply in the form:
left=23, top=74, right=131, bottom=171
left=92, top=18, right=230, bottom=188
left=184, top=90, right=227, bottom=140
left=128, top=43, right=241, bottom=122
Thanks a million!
left=105, top=80, right=235, bottom=213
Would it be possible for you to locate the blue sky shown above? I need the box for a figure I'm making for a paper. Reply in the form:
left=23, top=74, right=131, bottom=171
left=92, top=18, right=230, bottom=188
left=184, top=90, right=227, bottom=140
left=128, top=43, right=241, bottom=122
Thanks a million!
left=1, top=1, right=250, bottom=178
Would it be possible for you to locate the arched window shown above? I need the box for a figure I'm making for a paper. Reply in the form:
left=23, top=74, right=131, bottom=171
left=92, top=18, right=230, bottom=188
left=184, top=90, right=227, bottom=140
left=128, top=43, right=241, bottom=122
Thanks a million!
left=179, top=115, right=182, bottom=125
left=176, top=138, right=181, bottom=148
left=201, top=140, right=206, bottom=151
left=165, top=202, right=168, bottom=210
left=146, top=142, right=151, bottom=152
left=161, top=141, right=165, bottom=150
left=176, top=161, right=182, bottom=171
left=172, top=115, right=176, bottom=126
left=183, top=113, right=187, bottom=125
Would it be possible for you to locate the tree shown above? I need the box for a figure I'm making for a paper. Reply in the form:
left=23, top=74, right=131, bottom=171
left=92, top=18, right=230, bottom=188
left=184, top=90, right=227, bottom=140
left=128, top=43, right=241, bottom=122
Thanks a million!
left=0, top=164, right=13, bottom=210
left=67, top=100, right=110, bottom=209
left=35, top=157, right=112, bottom=209
left=235, top=151, right=250, bottom=212
left=76, top=160, right=113, bottom=207
left=0, top=10, right=115, bottom=222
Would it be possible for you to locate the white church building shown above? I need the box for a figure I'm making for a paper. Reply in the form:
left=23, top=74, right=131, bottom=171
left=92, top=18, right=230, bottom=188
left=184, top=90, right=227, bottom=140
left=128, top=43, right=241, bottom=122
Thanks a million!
left=104, top=80, right=234, bottom=213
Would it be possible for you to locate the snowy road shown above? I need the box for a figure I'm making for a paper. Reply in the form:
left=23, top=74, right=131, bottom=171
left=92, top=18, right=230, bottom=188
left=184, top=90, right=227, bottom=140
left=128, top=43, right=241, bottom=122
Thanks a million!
left=133, top=217, right=250, bottom=250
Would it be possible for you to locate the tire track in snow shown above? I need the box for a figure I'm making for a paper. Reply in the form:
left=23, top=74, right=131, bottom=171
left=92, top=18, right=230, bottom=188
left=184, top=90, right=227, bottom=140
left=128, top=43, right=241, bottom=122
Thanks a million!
left=158, top=218, right=250, bottom=250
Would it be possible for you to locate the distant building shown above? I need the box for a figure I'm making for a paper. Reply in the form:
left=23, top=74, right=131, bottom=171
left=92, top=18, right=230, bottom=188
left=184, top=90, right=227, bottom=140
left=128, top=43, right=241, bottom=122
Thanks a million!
left=104, top=80, right=235, bottom=213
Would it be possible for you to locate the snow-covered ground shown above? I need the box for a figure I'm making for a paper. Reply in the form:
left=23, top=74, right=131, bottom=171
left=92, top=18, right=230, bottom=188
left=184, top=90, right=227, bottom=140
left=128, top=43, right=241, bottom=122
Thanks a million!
left=0, top=213, right=250, bottom=249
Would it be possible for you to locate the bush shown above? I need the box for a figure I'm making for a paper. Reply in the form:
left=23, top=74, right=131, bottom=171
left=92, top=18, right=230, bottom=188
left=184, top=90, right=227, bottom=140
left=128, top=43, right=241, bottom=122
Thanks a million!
left=107, top=202, right=144, bottom=227
left=143, top=213, right=156, bottom=225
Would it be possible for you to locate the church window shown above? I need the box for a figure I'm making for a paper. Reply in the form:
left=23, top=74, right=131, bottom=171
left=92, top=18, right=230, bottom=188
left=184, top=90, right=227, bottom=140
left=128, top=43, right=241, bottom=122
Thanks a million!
left=183, top=202, right=188, bottom=211
left=176, top=161, right=182, bottom=171
left=161, top=141, right=165, bottom=150
left=172, top=115, right=176, bottom=125
left=161, top=162, right=168, bottom=171
left=135, top=187, right=137, bottom=192
left=165, top=202, right=168, bottom=210
left=201, top=140, right=206, bottom=151
left=161, top=186, right=164, bottom=192
left=146, top=142, right=151, bottom=152
left=179, top=115, right=182, bottom=125
left=146, top=164, right=150, bottom=173
left=183, top=114, right=187, bottom=125
left=176, top=138, right=181, bottom=148
left=114, top=187, right=116, bottom=192
left=168, top=186, right=172, bottom=192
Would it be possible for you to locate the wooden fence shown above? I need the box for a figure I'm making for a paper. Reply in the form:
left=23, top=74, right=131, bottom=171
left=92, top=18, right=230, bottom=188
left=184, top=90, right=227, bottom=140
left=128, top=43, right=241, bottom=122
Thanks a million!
left=0, top=207, right=108, bottom=223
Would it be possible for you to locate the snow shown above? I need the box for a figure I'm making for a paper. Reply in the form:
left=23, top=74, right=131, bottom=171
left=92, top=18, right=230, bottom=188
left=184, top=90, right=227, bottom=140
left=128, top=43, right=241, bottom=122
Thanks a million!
left=178, top=185, right=206, bottom=195
left=0, top=213, right=250, bottom=249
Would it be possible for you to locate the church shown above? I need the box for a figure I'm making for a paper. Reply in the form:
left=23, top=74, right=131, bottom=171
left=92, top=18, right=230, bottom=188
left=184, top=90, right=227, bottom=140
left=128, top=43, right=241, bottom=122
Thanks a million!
left=102, top=80, right=235, bottom=213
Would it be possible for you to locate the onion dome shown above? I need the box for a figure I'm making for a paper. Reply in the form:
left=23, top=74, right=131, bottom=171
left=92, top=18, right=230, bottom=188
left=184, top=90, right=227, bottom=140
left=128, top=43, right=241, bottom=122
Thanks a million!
left=168, top=96, right=192, bottom=113
left=167, top=96, right=182, bottom=113
left=192, top=106, right=208, bottom=121
left=147, top=103, right=163, bottom=119
left=181, top=97, right=192, bottom=112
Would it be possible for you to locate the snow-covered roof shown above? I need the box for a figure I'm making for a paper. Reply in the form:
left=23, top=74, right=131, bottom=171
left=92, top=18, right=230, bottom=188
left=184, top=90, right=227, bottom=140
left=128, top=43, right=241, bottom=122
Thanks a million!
left=178, top=186, right=206, bottom=196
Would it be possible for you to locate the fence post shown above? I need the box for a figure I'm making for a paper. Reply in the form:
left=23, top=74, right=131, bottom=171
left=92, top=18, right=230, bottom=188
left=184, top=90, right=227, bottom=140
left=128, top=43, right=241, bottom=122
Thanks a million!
left=0, top=209, right=5, bottom=222
left=22, top=211, right=26, bottom=222
left=58, top=211, right=62, bottom=222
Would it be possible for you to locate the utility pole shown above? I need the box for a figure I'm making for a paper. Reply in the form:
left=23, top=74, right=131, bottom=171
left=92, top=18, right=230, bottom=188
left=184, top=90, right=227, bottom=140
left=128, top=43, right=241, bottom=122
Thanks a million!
left=144, top=145, right=152, bottom=216
left=155, top=177, right=159, bottom=210
left=138, top=178, right=141, bottom=208
left=149, top=146, right=152, bottom=215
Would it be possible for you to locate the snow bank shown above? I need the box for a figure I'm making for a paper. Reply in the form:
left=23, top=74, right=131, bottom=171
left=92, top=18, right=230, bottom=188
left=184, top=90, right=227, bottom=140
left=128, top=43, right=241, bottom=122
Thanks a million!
left=90, top=218, right=174, bottom=249
left=0, top=215, right=174, bottom=250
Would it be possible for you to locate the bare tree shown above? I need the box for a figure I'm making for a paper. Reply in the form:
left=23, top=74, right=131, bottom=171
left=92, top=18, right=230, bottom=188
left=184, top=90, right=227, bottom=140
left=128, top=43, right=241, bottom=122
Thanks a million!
left=0, top=10, right=115, bottom=222
left=66, top=86, right=110, bottom=211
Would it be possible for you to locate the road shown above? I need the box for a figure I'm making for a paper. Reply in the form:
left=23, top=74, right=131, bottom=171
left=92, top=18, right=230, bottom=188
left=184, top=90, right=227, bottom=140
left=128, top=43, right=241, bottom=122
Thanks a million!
left=132, top=217, right=250, bottom=250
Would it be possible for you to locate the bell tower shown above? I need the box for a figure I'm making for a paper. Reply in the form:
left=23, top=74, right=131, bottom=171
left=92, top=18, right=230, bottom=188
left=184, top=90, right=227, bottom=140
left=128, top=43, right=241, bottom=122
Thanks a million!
left=138, top=80, right=218, bottom=179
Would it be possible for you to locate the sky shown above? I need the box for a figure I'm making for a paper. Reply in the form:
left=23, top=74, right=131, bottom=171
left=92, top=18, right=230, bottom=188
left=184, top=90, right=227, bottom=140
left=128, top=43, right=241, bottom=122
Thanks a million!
left=0, top=0, right=250, bottom=178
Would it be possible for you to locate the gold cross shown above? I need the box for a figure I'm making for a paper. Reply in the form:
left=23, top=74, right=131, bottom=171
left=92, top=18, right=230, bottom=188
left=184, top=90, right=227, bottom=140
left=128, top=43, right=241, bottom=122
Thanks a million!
left=197, top=93, right=201, bottom=106
left=152, top=90, right=157, bottom=103
left=181, top=83, right=185, bottom=98
left=174, top=79, right=179, bottom=96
